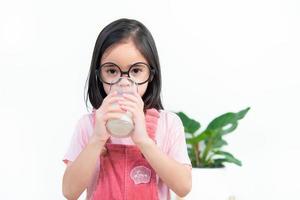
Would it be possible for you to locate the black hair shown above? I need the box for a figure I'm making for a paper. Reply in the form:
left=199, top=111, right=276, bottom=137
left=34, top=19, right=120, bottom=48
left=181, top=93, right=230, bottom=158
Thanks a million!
left=84, top=18, right=164, bottom=111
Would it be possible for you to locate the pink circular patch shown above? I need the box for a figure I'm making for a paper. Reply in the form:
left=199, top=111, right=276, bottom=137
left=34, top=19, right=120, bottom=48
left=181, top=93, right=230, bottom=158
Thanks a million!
left=130, top=166, right=151, bottom=184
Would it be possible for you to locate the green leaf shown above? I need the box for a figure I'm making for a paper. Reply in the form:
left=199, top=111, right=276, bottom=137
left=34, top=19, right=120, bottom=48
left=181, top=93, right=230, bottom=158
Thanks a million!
left=187, top=147, right=197, bottom=167
left=201, top=130, right=219, bottom=162
left=176, top=112, right=201, bottom=134
left=206, top=107, right=250, bottom=136
left=212, top=159, right=226, bottom=168
left=211, top=138, right=228, bottom=149
left=213, top=151, right=242, bottom=166
left=186, top=129, right=212, bottom=144
left=236, top=107, right=251, bottom=120
left=185, top=132, right=193, bottom=139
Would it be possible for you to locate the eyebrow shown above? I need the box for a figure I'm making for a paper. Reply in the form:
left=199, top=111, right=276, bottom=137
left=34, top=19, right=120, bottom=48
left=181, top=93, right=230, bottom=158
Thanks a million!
left=100, top=61, right=149, bottom=68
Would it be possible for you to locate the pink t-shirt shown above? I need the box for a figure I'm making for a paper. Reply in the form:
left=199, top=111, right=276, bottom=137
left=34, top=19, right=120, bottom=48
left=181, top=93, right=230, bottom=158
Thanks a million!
left=63, top=109, right=191, bottom=200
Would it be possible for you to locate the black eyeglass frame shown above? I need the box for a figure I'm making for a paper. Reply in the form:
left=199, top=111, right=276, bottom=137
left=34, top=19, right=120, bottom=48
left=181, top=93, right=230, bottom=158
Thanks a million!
left=96, top=62, right=155, bottom=85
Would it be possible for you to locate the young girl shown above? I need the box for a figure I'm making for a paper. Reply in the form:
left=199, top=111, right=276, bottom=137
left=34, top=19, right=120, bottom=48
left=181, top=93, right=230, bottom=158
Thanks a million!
left=62, top=18, right=192, bottom=200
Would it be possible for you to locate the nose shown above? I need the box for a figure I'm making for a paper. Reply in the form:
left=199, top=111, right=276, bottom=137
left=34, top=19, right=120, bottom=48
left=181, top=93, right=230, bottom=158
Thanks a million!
left=117, top=77, right=132, bottom=87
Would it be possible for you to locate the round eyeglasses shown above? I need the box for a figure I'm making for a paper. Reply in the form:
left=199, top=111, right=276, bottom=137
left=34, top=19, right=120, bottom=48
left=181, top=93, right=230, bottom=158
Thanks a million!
left=96, top=62, right=155, bottom=85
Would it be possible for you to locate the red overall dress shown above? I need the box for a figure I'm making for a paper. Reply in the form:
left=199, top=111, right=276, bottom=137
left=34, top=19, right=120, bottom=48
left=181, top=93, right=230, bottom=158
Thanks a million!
left=91, top=108, right=160, bottom=200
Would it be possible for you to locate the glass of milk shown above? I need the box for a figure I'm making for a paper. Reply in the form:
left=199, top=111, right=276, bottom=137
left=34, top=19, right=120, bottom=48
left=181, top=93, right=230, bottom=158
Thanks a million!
left=105, top=77, right=138, bottom=138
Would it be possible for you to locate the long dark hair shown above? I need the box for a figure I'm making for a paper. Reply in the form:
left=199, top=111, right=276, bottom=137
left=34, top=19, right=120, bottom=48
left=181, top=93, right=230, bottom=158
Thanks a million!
left=84, top=18, right=163, bottom=111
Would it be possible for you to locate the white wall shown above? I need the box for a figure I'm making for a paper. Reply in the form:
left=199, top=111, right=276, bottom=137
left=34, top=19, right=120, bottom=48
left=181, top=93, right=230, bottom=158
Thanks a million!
left=0, top=0, right=299, bottom=199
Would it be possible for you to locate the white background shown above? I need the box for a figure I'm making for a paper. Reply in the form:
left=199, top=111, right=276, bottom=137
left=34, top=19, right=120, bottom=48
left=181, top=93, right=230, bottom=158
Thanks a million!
left=0, top=0, right=299, bottom=199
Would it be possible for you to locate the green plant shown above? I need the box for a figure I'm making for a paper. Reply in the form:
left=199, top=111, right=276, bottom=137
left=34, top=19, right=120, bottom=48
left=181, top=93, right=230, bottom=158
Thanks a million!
left=176, top=107, right=250, bottom=168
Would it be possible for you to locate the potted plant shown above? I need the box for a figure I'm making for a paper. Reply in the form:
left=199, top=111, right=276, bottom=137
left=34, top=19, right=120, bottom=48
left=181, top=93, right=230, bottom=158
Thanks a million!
left=172, top=107, right=250, bottom=200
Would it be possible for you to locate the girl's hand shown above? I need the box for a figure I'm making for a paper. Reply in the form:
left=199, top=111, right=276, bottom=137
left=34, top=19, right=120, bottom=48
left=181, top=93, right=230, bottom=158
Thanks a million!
left=118, top=91, right=151, bottom=145
left=93, top=91, right=126, bottom=143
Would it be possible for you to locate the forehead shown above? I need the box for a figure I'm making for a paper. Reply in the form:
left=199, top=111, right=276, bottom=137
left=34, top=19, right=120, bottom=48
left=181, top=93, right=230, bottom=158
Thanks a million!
left=101, top=40, right=148, bottom=69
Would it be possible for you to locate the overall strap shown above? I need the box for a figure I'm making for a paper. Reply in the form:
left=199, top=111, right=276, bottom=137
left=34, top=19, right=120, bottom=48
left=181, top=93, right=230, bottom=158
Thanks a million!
left=145, top=108, right=160, bottom=141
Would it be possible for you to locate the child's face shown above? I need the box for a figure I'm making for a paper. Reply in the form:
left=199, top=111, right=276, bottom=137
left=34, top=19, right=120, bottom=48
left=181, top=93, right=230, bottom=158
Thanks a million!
left=100, top=39, right=149, bottom=97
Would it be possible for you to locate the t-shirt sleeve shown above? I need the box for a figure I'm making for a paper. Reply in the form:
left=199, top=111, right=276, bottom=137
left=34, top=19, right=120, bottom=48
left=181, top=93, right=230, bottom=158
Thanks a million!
left=166, top=112, right=192, bottom=167
left=62, top=115, right=91, bottom=165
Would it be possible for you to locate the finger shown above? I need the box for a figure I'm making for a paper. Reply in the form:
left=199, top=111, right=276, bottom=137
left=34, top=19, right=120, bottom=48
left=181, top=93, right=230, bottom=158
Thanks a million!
left=104, top=91, right=118, bottom=100
left=104, top=91, right=123, bottom=102
left=123, top=92, right=144, bottom=106
left=106, top=90, right=118, bottom=98
left=122, top=93, right=139, bottom=104
left=103, top=112, right=125, bottom=121
left=118, top=99, right=137, bottom=110
left=119, top=104, right=135, bottom=115
left=104, top=96, right=125, bottom=105
left=106, top=104, right=126, bottom=113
